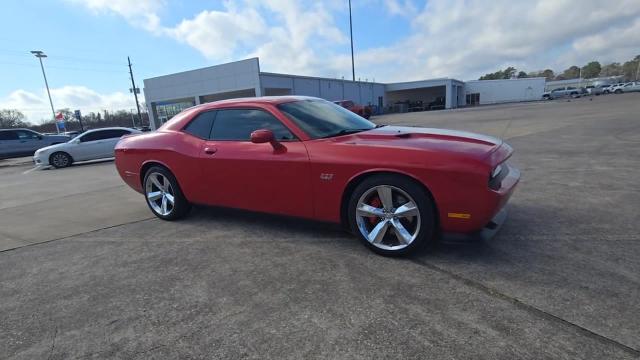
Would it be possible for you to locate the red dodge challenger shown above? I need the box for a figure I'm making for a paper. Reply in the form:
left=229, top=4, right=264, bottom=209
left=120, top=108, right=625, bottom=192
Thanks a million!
left=115, top=96, right=519, bottom=256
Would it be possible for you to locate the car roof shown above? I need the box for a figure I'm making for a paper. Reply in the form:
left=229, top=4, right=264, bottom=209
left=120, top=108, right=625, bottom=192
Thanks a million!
left=83, top=127, right=136, bottom=132
left=192, top=95, right=321, bottom=111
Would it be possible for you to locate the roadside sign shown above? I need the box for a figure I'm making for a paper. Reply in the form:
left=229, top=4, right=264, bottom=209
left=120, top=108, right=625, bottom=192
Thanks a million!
left=74, top=110, right=81, bottom=120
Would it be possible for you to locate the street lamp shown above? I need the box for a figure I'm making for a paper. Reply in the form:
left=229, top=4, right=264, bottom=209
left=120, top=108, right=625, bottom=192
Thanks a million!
left=31, top=50, right=58, bottom=133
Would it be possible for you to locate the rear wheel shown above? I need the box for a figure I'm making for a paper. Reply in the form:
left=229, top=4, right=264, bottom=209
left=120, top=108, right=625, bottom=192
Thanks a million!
left=347, top=174, right=435, bottom=256
left=614, top=89, right=623, bottom=94
left=143, top=166, right=191, bottom=220
left=49, top=152, right=72, bottom=168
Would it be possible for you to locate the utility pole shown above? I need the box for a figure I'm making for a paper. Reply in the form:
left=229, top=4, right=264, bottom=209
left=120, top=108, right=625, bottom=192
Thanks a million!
left=128, top=56, right=143, bottom=128
left=31, top=50, right=58, bottom=134
left=635, top=58, right=640, bottom=81
left=348, top=0, right=355, bottom=81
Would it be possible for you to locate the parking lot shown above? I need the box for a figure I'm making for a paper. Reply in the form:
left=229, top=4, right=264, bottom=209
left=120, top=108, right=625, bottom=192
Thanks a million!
left=1, top=94, right=639, bottom=359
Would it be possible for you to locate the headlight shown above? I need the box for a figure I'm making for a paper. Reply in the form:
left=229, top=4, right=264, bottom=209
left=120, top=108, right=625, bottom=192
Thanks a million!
left=491, top=164, right=503, bottom=179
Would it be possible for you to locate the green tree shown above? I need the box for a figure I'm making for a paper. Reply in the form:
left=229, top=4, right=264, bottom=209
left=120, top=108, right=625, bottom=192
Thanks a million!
left=560, top=65, right=581, bottom=79
left=581, top=61, right=601, bottom=78
left=517, top=71, right=528, bottom=78
left=0, top=109, right=30, bottom=128
left=622, top=55, right=640, bottom=81
left=600, top=62, right=622, bottom=77
left=528, top=69, right=555, bottom=80
left=479, top=66, right=517, bottom=80
left=541, top=69, right=555, bottom=80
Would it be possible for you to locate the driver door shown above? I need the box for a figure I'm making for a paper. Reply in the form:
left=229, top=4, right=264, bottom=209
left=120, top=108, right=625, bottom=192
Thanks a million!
left=198, top=108, right=313, bottom=218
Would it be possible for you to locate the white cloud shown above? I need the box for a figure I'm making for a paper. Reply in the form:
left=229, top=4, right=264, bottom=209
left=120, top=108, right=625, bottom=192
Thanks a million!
left=351, top=0, right=640, bottom=81
left=49, top=1, right=640, bottom=83
left=65, top=0, right=165, bottom=31
left=163, top=0, right=348, bottom=77
left=0, top=87, right=135, bottom=123
left=165, top=5, right=267, bottom=60
left=570, top=18, right=640, bottom=63
left=384, top=0, right=417, bottom=16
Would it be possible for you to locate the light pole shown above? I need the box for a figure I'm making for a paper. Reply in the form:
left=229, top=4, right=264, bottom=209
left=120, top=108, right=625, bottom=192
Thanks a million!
left=31, top=50, right=58, bottom=133
left=348, top=0, right=355, bottom=82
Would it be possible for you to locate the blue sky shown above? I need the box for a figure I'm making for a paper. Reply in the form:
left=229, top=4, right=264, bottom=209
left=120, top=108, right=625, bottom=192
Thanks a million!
left=2, top=0, right=639, bottom=123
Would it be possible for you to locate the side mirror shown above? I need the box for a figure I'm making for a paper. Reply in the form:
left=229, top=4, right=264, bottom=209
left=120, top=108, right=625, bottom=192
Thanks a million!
left=250, top=129, right=285, bottom=152
left=37, top=135, right=43, bottom=140
left=250, top=129, right=274, bottom=144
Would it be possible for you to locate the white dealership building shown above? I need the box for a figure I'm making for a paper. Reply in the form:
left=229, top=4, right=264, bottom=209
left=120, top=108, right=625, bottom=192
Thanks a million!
left=143, top=58, right=545, bottom=129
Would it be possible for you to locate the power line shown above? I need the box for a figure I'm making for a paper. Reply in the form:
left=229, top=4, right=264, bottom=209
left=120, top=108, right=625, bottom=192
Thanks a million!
left=0, top=60, right=126, bottom=73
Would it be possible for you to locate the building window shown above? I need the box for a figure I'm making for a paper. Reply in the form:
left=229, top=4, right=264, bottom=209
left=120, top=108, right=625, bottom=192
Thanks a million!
left=466, top=93, right=480, bottom=106
left=156, top=100, right=195, bottom=124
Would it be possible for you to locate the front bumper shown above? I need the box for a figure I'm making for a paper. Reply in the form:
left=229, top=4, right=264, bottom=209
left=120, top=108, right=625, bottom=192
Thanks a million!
left=442, top=207, right=509, bottom=243
left=439, top=163, right=520, bottom=236
left=33, top=154, right=45, bottom=165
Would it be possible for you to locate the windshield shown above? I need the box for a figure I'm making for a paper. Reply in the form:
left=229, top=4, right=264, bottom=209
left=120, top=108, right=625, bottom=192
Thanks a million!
left=277, top=99, right=375, bottom=139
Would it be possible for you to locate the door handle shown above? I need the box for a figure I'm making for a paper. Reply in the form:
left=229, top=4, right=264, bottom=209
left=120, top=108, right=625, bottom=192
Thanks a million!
left=204, top=147, right=217, bottom=155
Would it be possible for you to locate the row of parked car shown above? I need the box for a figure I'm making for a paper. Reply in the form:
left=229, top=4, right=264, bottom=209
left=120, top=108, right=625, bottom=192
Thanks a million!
left=0, top=127, right=141, bottom=168
left=543, top=81, right=640, bottom=100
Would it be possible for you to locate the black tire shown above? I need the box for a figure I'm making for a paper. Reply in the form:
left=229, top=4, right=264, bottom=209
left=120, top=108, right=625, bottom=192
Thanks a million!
left=347, top=174, right=436, bottom=256
left=49, top=152, right=72, bottom=168
left=143, top=166, right=191, bottom=220
left=614, top=89, right=623, bottom=94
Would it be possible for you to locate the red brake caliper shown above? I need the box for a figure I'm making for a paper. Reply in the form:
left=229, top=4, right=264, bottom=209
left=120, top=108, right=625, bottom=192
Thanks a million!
left=368, top=197, right=382, bottom=225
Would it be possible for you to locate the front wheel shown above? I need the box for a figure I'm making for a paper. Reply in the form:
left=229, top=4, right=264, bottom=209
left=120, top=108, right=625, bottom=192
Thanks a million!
left=347, top=175, right=435, bottom=256
left=143, top=166, right=191, bottom=220
left=49, top=152, right=72, bottom=168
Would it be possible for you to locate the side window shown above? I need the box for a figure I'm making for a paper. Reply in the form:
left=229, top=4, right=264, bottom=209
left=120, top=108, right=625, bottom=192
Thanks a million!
left=212, top=109, right=295, bottom=141
left=102, top=129, right=130, bottom=139
left=80, top=131, right=108, bottom=142
left=0, top=131, right=18, bottom=140
left=15, top=130, right=39, bottom=140
left=183, top=111, right=215, bottom=139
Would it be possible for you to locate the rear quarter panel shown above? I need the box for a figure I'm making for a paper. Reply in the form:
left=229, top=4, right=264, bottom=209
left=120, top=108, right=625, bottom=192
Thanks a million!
left=115, top=131, right=205, bottom=201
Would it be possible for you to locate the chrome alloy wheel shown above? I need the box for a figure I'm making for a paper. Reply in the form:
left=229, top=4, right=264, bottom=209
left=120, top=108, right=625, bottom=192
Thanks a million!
left=355, top=185, right=421, bottom=251
left=145, top=172, right=175, bottom=216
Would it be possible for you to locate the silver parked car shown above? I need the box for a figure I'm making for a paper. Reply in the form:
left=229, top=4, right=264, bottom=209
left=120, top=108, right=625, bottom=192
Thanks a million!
left=0, top=128, right=70, bottom=159
left=613, top=82, right=640, bottom=94
left=33, top=127, right=142, bottom=168
left=542, top=86, right=582, bottom=100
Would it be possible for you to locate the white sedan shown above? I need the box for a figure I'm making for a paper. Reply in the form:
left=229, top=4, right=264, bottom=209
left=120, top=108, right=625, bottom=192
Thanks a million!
left=34, top=127, right=142, bottom=168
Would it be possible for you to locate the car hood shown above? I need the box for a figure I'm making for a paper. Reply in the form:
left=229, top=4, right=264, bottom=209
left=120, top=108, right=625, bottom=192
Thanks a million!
left=35, top=142, right=67, bottom=154
left=46, top=135, right=71, bottom=142
left=333, top=126, right=503, bottom=160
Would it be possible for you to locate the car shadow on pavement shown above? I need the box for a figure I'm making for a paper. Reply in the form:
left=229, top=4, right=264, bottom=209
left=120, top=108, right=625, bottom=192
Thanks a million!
left=186, top=205, right=354, bottom=243
left=183, top=202, right=553, bottom=264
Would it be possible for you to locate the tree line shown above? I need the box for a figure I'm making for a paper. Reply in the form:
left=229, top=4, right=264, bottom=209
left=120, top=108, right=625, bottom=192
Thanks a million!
left=479, top=55, right=640, bottom=81
left=0, top=108, right=150, bottom=132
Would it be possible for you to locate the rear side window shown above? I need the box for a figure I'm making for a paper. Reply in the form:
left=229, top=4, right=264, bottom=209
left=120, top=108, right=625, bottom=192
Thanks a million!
left=184, top=111, right=215, bottom=139
left=80, top=131, right=107, bottom=142
left=0, top=131, right=18, bottom=140
left=212, top=109, right=294, bottom=141
left=103, top=129, right=130, bottom=138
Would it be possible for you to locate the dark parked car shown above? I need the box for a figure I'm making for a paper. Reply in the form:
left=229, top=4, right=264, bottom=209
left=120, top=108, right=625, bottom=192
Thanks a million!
left=427, top=96, right=445, bottom=110
left=333, top=100, right=372, bottom=119
left=0, top=128, right=70, bottom=159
